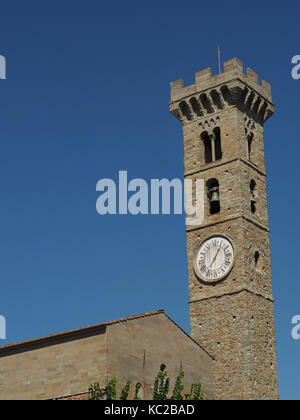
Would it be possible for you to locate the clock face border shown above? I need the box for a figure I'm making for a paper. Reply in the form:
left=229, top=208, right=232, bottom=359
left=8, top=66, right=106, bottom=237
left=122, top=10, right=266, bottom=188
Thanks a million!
left=193, top=234, right=235, bottom=284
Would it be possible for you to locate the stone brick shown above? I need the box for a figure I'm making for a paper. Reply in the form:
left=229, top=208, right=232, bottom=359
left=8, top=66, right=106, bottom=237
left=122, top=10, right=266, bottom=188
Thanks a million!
left=0, top=311, right=214, bottom=400
left=170, top=58, right=278, bottom=400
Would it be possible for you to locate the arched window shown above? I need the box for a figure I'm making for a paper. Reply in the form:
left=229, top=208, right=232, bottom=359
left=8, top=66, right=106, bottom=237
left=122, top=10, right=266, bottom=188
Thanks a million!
left=200, top=94, right=214, bottom=114
left=179, top=101, right=193, bottom=121
left=201, top=128, right=222, bottom=164
left=201, top=131, right=213, bottom=164
left=189, top=97, right=202, bottom=117
left=210, top=90, right=223, bottom=110
left=206, top=178, right=220, bottom=215
left=250, top=180, right=256, bottom=214
left=254, top=251, right=264, bottom=272
left=247, top=132, right=254, bottom=160
left=213, top=127, right=222, bottom=161
left=244, top=119, right=256, bottom=162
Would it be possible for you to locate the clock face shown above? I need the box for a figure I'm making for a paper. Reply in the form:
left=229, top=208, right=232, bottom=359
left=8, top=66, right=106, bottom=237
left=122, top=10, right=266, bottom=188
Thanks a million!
left=193, top=235, right=235, bottom=283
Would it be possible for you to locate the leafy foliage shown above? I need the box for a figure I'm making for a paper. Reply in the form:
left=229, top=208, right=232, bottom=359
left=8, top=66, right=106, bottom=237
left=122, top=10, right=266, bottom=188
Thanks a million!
left=88, top=382, right=105, bottom=400
left=186, top=383, right=204, bottom=400
left=106, top=378, right=118, bottom=400
left=134, top=383, right=141, bottom=400
left=88, top=365, right=204, bottom=400
left=171, top=371, right=185, bottom=400
left=153, top=365, right=170, bottom=400
left=120, top=381, right=131, bottom=400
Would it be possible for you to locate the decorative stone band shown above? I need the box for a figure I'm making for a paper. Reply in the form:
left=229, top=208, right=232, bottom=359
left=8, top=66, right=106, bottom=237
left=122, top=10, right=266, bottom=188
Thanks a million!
left=185, top=214, right=270, bottom=234
left=169, top=58, right=274, bottom=126
left=184, top=157, right=267, bottom=178
left=189, top=284, right=274, bottom=304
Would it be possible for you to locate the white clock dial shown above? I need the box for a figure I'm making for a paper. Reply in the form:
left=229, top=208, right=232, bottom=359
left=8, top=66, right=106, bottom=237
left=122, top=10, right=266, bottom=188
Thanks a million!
left=193, top=235, right=234, bottom=283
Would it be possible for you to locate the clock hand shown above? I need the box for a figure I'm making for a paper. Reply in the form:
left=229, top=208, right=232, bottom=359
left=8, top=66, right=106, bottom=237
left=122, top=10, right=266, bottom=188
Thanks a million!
left=210, top=242, right=222, bottom=268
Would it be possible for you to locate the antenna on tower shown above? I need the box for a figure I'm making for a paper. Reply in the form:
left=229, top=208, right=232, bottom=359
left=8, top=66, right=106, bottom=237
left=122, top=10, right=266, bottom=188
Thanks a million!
left=218, top=46, right=221, bottom=74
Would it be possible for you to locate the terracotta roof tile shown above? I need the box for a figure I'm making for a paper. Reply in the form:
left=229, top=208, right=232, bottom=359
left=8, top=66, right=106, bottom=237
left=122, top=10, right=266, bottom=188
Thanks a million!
left=0, top=309, right=165, bottom=354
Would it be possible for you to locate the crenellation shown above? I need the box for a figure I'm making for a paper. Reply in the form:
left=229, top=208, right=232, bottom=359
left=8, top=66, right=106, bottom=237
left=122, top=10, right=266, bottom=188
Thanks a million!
left=170, top=79, right=184, bottom=99
left=247, top=68, right=259, bottom=83
left=261, top=80, right=272, bottom=97
left=223, top=57, right=244, bottom=75
left=170, top=58, right=273, bottom=117
left=195, top=68, right=212, bottom=85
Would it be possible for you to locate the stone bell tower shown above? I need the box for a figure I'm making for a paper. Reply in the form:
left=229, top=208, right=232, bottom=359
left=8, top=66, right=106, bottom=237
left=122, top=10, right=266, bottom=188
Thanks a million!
left=169, top=58, right=278, bottom=400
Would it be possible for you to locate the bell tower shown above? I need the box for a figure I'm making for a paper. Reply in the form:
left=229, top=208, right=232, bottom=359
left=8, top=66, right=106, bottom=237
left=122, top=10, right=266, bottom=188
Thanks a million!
left=170, top=58, right=278, bottom=400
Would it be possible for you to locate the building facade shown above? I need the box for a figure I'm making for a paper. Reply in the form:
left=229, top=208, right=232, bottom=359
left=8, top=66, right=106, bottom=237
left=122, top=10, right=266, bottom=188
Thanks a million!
left=0, top=311, right=214, bottom=400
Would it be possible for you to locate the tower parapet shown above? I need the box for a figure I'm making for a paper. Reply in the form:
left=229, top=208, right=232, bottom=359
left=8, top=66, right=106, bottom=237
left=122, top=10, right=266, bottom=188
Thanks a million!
left=170, top=58, right=274, bottom=125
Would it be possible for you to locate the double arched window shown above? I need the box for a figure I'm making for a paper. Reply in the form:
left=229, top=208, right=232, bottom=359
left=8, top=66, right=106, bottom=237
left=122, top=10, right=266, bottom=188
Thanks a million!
left=201, top=127, right=222, bottom=164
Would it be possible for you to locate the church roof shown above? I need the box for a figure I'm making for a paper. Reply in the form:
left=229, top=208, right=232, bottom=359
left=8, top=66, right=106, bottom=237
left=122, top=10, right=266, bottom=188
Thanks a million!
left=0, top=309, right=213, bottom=360
left=0, top=310, right=165, bottom=356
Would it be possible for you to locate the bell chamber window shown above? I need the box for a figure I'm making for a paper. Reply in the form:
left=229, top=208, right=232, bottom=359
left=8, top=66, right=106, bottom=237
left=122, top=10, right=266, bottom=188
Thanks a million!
left=201, top=127, right=222, bottom=164
left=206, top=178, right=220, bottom=215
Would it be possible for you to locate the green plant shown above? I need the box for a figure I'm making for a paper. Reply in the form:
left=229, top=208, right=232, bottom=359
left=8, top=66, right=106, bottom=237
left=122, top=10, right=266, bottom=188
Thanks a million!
left=153, top=365, right=170, bottom=400
left=171, top=371, right=185, bottom=400
left=88, top=365, right=205, bottom=400
left=134, top=382, right=141, bottom=400
left=88, top=382, right=105, bottom=400
left=186, top=383, right=204, bottom=400
left=120, top=381, right=131, bottom=400
left=106, top=377, right=118, bottom=400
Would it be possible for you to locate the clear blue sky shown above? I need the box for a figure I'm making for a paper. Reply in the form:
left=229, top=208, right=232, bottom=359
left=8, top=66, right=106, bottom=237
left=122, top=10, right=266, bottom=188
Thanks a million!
left=0, top=0, right=299, bottom=400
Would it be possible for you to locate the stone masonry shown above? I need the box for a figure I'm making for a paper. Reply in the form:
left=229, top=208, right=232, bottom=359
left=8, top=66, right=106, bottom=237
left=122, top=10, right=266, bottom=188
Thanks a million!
left=169, top=58, right=279, bottom=400
left=0, top=311, right=214, bottom=400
